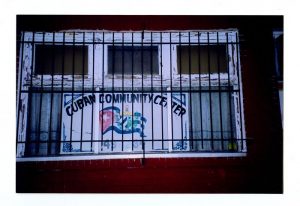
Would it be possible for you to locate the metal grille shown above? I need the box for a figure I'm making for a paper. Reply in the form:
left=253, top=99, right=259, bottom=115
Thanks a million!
left=16, top=30, right=246, bottom=158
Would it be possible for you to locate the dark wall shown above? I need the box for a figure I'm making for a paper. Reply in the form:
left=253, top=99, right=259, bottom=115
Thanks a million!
left=17, top=15, right=282, bottom=33
left=16, top=15, right=283, bottom=193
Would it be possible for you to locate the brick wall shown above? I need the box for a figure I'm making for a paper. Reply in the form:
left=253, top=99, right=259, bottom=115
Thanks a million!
left=17, top=157, right=272, bottom=193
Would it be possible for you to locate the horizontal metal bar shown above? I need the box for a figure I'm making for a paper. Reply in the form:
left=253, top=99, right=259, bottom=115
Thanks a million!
left=19, top=40, right=239, bottom=45
left=20, top=89, right=240, bottom=93
left=17, top=138, right=252, bottom=144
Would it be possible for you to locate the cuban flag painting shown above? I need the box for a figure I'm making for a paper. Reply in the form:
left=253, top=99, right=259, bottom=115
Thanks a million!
left=99, top=106, right=147, bottom=137
left=99, top=106, right=148, bottom=152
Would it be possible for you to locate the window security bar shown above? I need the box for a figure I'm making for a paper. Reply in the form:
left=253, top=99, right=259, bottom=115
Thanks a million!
left=16, top=30, right=246, bottom=158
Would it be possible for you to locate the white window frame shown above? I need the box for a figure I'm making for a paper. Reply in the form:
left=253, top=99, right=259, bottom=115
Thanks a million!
left=102, top=32, right=163, bottom=88
left=23, top=32, right=99, bottom=88
left=171, top=32, right=236, bottom=85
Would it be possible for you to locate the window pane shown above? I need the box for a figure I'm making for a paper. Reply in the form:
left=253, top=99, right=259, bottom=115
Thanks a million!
left=26, top=93, right=61, bottom=156
left=177, top=45, right=227, bottom=74
left=190, top=89, right=236, bottom=151
left=35, top=45, right=88, bottom=75
left=108, top=46, right=159, bottom=75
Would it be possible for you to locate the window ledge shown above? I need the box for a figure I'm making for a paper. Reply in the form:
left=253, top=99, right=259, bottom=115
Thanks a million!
left=16, top=152, right=247, bottom=162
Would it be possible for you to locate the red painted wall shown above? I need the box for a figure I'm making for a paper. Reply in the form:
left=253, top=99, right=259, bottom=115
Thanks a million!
left=17, top=158, right=268, bottom=193
left=16, top=15, right=283, bottom=193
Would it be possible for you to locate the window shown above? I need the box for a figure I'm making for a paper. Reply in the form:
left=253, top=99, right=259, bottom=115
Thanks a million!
left=108, top=46, right=159, bottom=75
left=17, top=31, right=246, bottom=159
left=177, top=45, right=227, bottom=74
left=190, top=88, right=236, bottom=151
left=25, top=92, right=62, bottom=156
left=35, top=45, right=88, bottom=75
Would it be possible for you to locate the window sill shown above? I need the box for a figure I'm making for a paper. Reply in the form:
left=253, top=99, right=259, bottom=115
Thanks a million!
left=16, top=152, right=246, bottom=162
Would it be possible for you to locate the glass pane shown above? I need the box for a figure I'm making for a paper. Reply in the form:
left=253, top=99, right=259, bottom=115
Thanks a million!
left=189, top=89, right=236, bottom=151
left=108, top=46, right=159, bottom=75
left=26, top=92, right=61, bottom=156
left=177, top=45, right=227, bottom=74
left=35, top=45, right=88, bottom=75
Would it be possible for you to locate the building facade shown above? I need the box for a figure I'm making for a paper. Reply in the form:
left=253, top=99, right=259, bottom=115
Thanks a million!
left=16, top=15, right=283, bottom=193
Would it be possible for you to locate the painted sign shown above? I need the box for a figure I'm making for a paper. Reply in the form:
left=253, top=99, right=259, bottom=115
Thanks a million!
left=61, top=92, right=189, bottom=153
left=61, top=93, right=95, bottom=153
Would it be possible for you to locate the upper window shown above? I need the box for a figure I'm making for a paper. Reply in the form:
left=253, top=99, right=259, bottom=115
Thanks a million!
left=107, top=46, right=159, bottom=75
left=177, top=45, right=227, bottom=74
left=35, top=45, right=88, bottom=75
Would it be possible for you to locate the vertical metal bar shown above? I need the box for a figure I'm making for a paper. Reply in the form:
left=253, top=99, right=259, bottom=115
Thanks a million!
left=80, top=32, right=85, bottom=151
left=169, top=32, right=174, bottom=151
left=91, top=32, right=95, bottom=152
left=69, top=32, right=76, bottom=152
left=36, top=32, right=45, bottom=155
left=235, top=32, right=244, bottom=151
left=198, top=32, right=204, bottom=150
left=160, top=32, right=164, bottom=150
left=131, top=32, right=134, bottom=151
left=111, top=32, right=115, bottom=151
left=167, top=88, right=173, bottom=152
left=188, top=32, right=193, bottom=150
left=179, top=32, right=184, bottom=149
left=94, top=87, right=100, bottom=154
left=150, top=32, right=154, bottom=150
left=207, top=32, right=214, bottom=151
left=16, top=32, right=25, bottom=153
left=226, top=33, right=234, bottom=151
left=59, top=32, right=65, bottom=154
left=216, top=32, right=224, bottom=150
left=47, top=32, right=55, bottom=155
left=141, top=31, right=145, bottom=158
left=121, top=33, right=124, bottom=151
left=101, top=32, right=105, bottom=151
